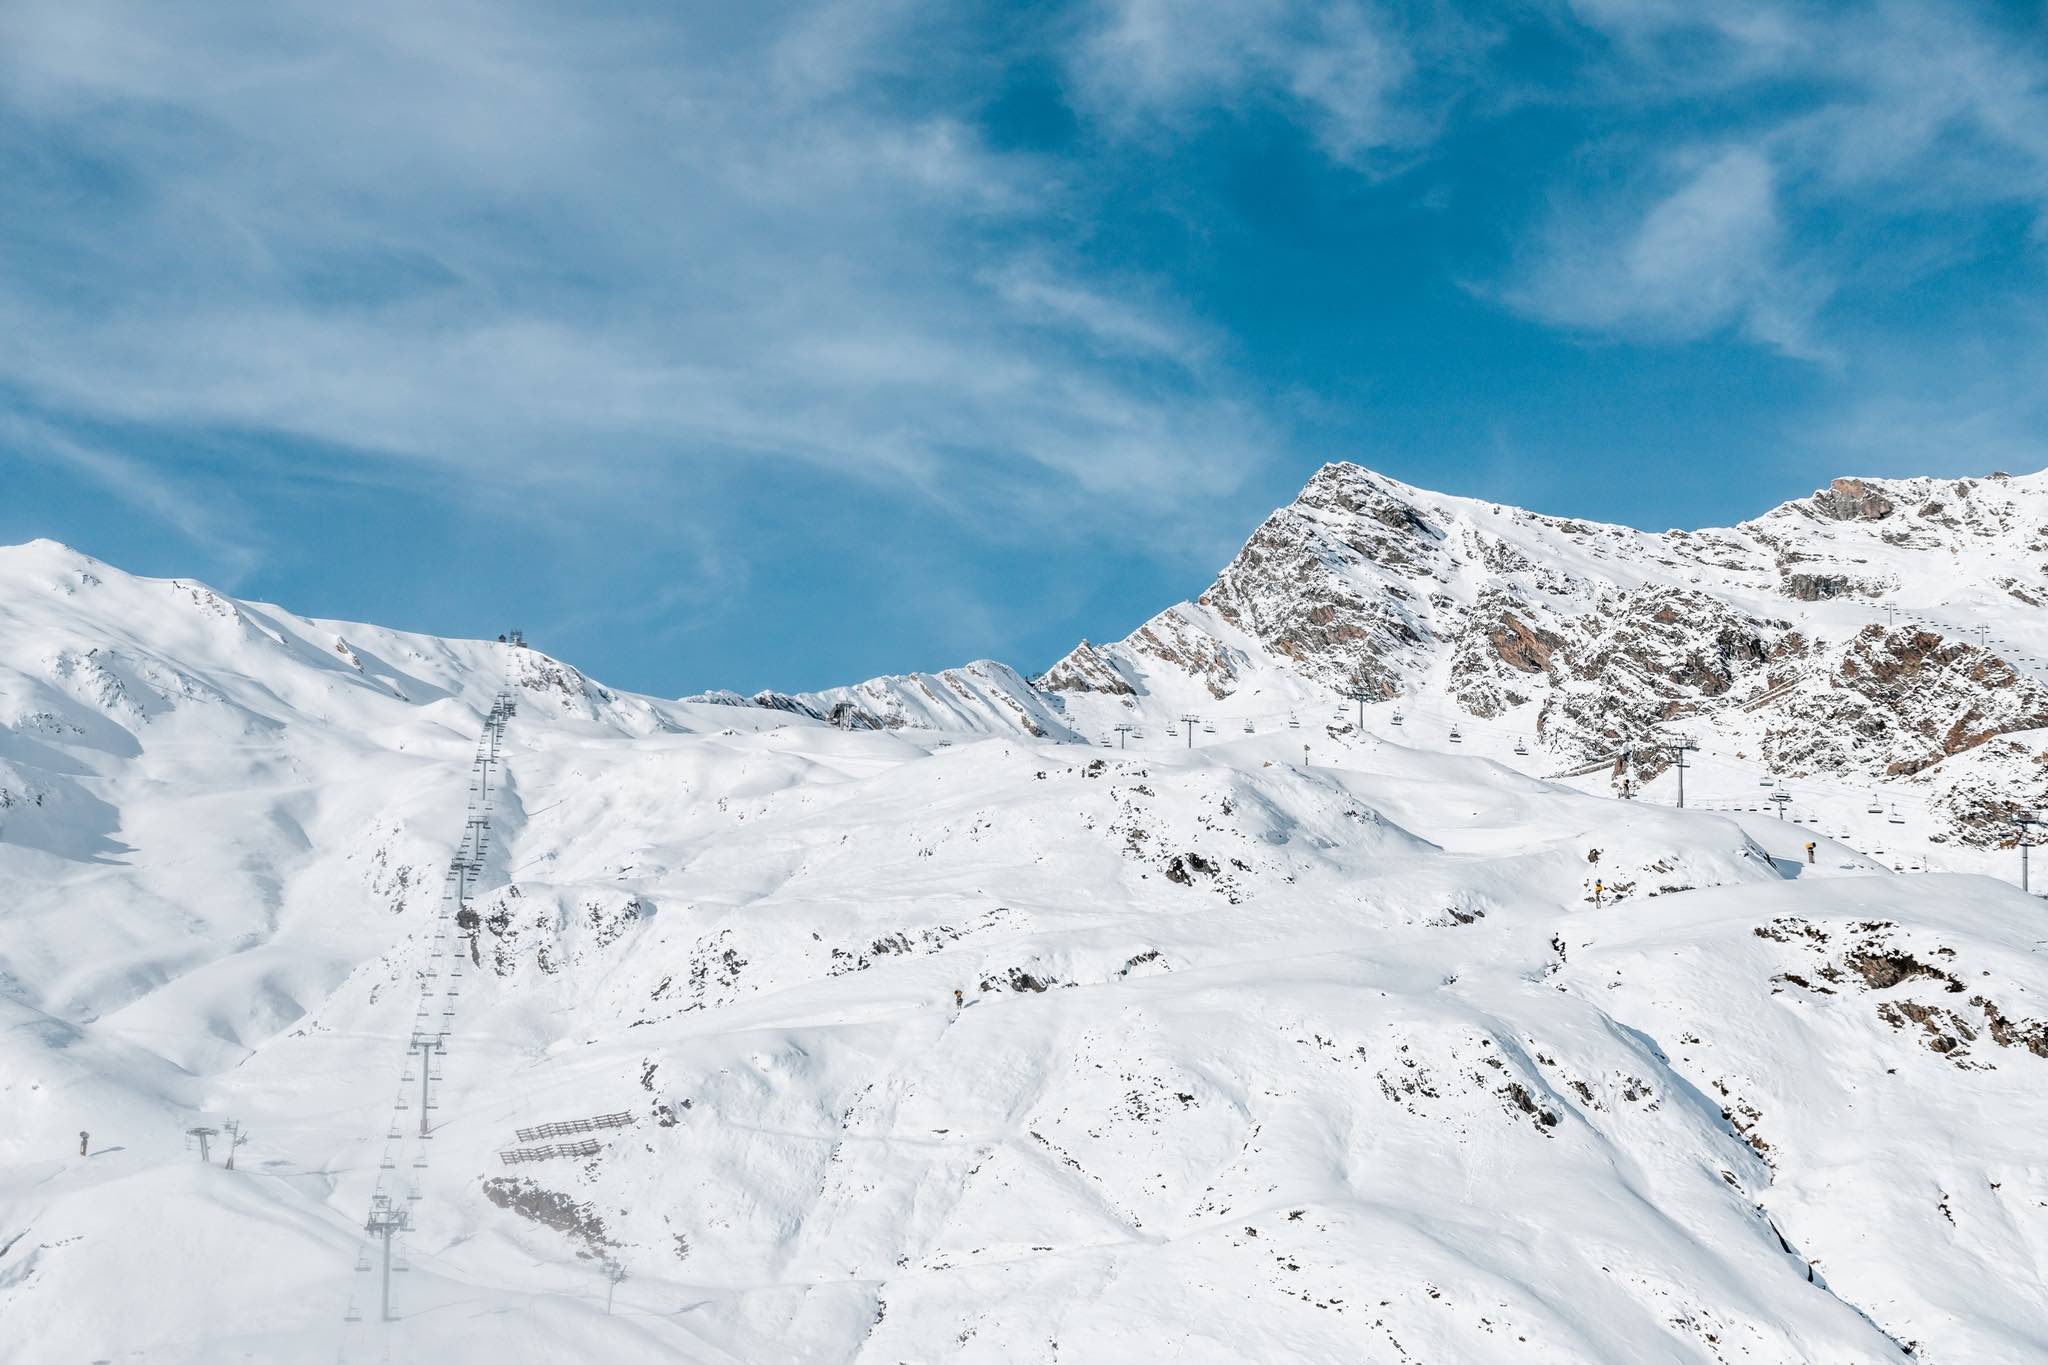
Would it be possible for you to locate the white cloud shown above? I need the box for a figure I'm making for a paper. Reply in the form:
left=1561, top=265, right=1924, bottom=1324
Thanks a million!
left=1502, top=146, right=1830, bottom=358
left=0, top=0, right=1277, bottom=567
left=1069, top=0, right=1433, bottom=167
left=1500, top=1, right=2048, bottom=362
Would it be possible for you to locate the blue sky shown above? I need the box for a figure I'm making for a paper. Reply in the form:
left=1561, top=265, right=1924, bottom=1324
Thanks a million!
left=2, top=0, right=2045, bottom=696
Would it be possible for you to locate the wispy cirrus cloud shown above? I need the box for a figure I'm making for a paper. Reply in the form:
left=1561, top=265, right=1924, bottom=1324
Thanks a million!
left=0, top=0, right=1276, bottom=575
left=1066, top=0, right=1469, bottom=168
left=1497, top=1, right=2048, bottom=362
left=1499, top=144, right=1832, bottom=359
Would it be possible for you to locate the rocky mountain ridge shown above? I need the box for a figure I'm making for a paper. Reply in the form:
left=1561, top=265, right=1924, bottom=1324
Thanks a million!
left=716, top=464, right=2048, bottom=846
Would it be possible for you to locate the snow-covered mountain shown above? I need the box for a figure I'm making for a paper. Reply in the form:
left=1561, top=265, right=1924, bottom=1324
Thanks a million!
left=721, top=463, right=2048, bottom=853
left=4, top=484, right=2048, bottom=1365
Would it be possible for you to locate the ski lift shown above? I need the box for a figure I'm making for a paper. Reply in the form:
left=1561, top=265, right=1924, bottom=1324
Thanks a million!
left=1866, top=795, right=1883, bottom=815
left=1242, top=720, right=1254, bottom=734
left=1757, top=774, right=1774, bottom=787
left=1165, top=725, right=1179, bottom=738
left=1448, top=726, right=1463, bottom=744
left=1513, top=739, right=1528, bottom=756
left=1391, top=710, right=1404, bottom=727
left=1888, top=804, right=1905, bottom=825
left=1203, top=723, right=1216, bottom=734
left=1287, top=716, right=1300, bottom=731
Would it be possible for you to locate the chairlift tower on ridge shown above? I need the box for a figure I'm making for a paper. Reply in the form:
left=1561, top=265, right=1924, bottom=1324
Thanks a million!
left=2016, top=810, right=2045, bottom=895
left=1660, top=736, right=1699, bottom=809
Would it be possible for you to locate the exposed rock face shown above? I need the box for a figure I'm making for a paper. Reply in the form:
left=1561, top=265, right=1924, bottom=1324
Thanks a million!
left=1195, top=464, right=1439, bottom=696
left=1038, top=639, right=1135, bottom=696
left=1811, top=478, right=1896, bottom=522
left=1486, top=610, right=1558, bottom=674
left=1783, top=572, right=1854, bottom=601
left=1123, top=607, right=1248, bottom=701
left=730, top=461, right=2048, bottom=844
left=1762, top=629, right=2048, bottom=782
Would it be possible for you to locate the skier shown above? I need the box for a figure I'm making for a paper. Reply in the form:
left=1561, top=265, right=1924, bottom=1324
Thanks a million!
left=78, top=1130, right=88, bottom=1157
left=952, top=988, right=964, bottom=1010
left=1805, top=841, right=1816, bottom=865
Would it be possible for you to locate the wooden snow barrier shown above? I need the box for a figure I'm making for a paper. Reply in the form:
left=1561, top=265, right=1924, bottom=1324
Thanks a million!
left=497, top=1140, right=601, bottom=1165
left=513, top=1112, right=634, bottom=1143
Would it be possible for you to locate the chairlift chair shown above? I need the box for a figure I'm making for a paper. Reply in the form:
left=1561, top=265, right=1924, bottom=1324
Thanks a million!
left=1866, top=796, right=1884, bottom=815
left=1888, top=805, right=1905, bottom=825
left=1448, top=726, right=1462, bottom=743
left=1287, top=716, right=1300, bottom=730
left=1242, top=720, right=1254, bottom=734
left=1513, top=739, right=1528, bottom=756
left=1203, top=723, right=1216, bottom=734
left=1391, top=711, right=1404, bottom=727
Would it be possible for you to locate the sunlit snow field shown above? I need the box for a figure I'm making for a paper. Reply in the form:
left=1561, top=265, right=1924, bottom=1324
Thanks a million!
left=4, top=539, right=2048, bottom=1364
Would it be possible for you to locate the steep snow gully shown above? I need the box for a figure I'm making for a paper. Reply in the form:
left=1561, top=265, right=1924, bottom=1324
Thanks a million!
left=5, top=465, right=2048, bottom=1364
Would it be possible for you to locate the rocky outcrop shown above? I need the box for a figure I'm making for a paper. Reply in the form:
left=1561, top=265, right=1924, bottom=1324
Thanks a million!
left=1810, top=478, right=1895, bottom=522
left=728, top=461, right=2048, bottom=843
left=1038, top=639, right=1136, bottom=695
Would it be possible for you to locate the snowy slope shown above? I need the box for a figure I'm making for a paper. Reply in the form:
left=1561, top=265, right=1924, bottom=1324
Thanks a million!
left=3, top=528, right=2048, bottom=1364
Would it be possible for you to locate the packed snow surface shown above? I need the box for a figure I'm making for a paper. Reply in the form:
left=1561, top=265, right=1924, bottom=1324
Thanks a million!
left=4, top=469, right=2048, bottom=1365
